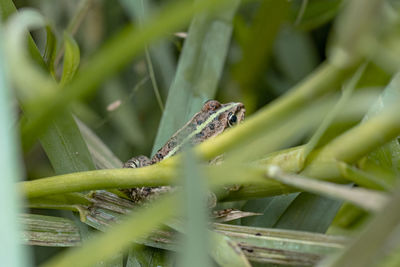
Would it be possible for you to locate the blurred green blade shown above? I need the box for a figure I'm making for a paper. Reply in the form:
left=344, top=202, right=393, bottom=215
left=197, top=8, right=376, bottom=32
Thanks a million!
left=43, top=25, right=57, bottom=75
left=60, top=32, right=80, bottom=86
left=0, top=0, right=46, bottom=69
left=152, top=0, right=240, bottom=155
left=0, top=24, right=31, bottom=267
left=179, top=150, right=211, bottom=267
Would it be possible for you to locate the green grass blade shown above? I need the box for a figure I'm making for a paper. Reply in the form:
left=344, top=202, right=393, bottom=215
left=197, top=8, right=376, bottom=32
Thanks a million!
left=43, top=25, right=57, bottom=75
left=178, top=150, right=211, bottom=267
left=39, top=113, right=96, bottom=174
left=240, top=194, right=299, bottom=227
left=76, top=119, right=123, bottom=169
left=0, top=24, right=32, bottom=267
left=273, top=193, right=343, bottom=233
left=151, top=0, right=240, bottom=155
left=0, top=0, right=46, bottom=69
left=59, top=32, right=80, bottom=86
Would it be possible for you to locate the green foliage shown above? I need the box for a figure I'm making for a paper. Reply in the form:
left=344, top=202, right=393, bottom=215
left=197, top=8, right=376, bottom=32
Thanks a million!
left=2, top=0, right=400, bottom=266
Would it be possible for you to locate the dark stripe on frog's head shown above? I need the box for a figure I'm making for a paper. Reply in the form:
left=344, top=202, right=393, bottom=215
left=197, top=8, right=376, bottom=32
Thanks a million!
left=163, top=102, right=244, bottom=159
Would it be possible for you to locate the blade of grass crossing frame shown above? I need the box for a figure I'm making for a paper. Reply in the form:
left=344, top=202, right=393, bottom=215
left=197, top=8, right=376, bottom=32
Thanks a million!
left=151, top=0, right=241, bottom=155
left=0, top=25, right=32, bottom=267
left=178, top=149, right=211, bottom=267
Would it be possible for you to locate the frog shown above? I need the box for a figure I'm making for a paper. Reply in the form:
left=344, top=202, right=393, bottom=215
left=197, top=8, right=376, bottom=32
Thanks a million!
left=122, top=100, right=245, bottom=202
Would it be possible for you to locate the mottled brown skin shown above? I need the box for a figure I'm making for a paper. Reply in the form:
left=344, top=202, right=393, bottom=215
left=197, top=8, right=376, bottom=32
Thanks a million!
left=123, top=100, right=245, bottom=202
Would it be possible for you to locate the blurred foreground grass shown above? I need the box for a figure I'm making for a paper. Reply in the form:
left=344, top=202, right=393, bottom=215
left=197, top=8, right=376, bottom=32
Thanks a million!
left=2, top=0, right=400, bottom=266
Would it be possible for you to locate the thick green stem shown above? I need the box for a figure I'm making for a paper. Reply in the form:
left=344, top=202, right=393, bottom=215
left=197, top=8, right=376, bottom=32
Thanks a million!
left=20, top=166, right=175, bottom=199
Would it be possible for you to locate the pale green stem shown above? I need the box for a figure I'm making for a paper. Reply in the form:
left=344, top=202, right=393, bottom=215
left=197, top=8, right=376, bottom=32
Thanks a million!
left=20, top=166, right=175, bottom=199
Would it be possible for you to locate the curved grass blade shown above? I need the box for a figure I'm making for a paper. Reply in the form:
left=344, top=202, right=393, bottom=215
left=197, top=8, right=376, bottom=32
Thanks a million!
left=5, top=9, right=96, bottom=174
left=59, top=32, right=80, bottom=86
left=0, top=0, right=47, bottom=69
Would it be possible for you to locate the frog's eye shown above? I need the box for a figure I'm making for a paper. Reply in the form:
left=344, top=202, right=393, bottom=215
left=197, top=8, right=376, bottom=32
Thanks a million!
left=228, top=112, right=237, bottom=127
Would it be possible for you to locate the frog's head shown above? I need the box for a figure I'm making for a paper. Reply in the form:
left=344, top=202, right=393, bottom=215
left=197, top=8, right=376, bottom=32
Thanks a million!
left=159, top=100, right=246, bottom=159
left=200, top=100, right=245, bottom=138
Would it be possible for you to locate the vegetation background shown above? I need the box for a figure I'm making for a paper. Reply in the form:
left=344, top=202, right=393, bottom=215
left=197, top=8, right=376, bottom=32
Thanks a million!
left=2, top=0, right=400, bottom=266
